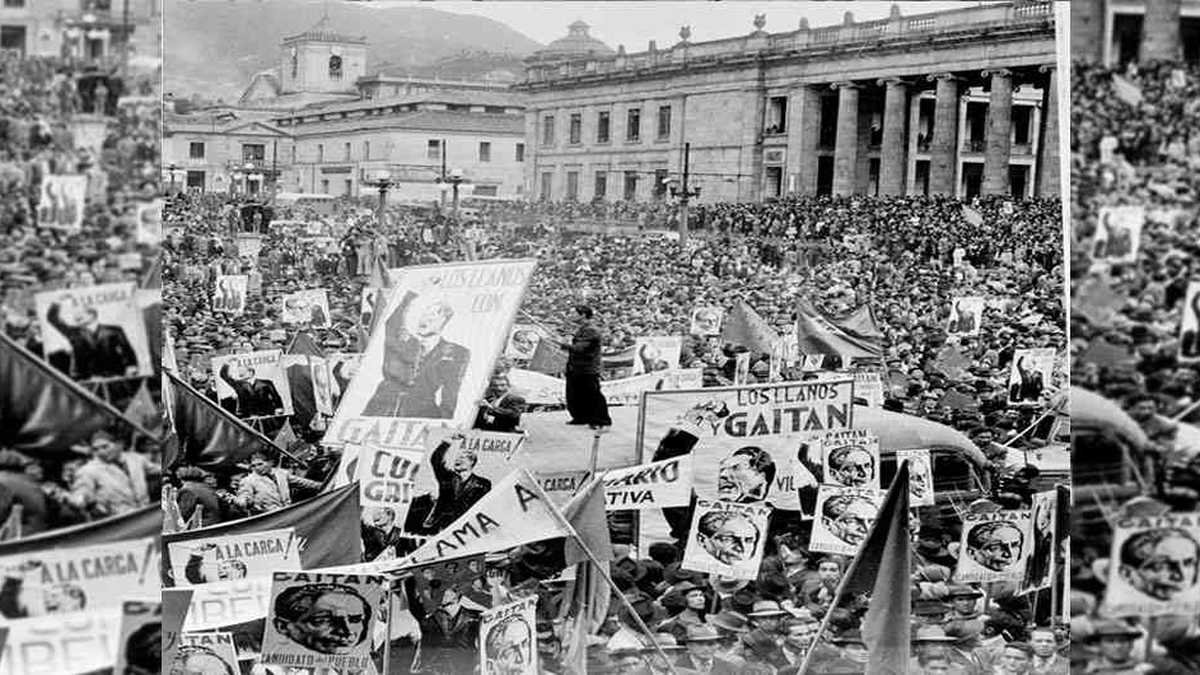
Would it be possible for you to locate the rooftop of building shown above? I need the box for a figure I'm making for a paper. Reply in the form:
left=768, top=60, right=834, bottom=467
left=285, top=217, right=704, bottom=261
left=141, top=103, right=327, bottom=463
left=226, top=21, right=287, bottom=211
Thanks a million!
left=530, top=20, right=615, bottom=61
left=272, top=108, right=525, bottom=137
left=282, top=15, right=367, bottom=45
left=281, top=88, right=525, bottom=116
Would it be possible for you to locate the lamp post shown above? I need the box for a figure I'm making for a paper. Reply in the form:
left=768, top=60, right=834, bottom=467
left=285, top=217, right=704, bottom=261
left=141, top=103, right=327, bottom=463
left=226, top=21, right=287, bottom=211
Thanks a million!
left=667, top=142, right=700, bottom=249
left=437, top=167, right=465, bottom=218
left=363, top=169, right=398, bottom=229
left=166, top=162, right=178, bottom=194
left=243, top=161, right=255, bottom=196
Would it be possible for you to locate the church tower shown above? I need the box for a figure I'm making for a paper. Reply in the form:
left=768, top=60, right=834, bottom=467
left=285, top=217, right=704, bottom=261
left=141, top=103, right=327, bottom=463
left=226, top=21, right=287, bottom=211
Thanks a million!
left=278, top=16, right=367, bottom=95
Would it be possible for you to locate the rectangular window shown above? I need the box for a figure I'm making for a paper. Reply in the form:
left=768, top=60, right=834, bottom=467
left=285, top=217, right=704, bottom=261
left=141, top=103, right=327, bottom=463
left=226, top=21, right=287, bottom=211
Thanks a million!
left=766, top=96, right=787, bottom=134
left=597, top=111, right=610, bottom=143
left=657, top=106, right=671, bottom=140
left=344, top=142, right=351, bottom=161
left=242, top=144, right=265, bottom=161
left=0, top=25, right=24, bottom=57
left=317, top=144, right=324, bottom=162
left=542, top=115, right=555, bottom=146
left=566, top=171, right=579, bottom=201
left=479, top=141, right=491, bottom=163
left=569, top=113, right=582, bottom=144
left=427, top=139, right=440, bottom=161
left=189, top=142, right=205, bottom=159
left=654, top=169, right=669, bottom=199
left=320, top=179, right=330, bottom=194
left=624, top=171, right=638, bottom=200
left=626, top=108, right=640, bottom=142
left=594, top=171, right=607, bottom=199
left=3, top=0, right=26, bottom=8
left=515, top=143, right=525, bottom=162
left=540, top=172, right=552, bottom=200
left=185, top=171, right=205, bottom=190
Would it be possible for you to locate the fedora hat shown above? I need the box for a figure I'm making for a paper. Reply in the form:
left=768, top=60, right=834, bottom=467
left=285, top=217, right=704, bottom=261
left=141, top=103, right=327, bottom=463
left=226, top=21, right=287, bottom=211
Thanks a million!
left=683, top=624, right=724, bottom=643
left=913, top=626, right=957, bottom=643
left=746, top=600, right=788, bottom=617
left=709, top=610, right=751, bottom=634
left=1085, top=620, right=1141, bottom=643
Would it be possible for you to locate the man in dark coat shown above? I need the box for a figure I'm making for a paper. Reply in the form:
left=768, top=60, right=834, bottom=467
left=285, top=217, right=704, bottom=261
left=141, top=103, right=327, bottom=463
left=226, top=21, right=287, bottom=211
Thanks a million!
left=474, top=372, right=526, bottom=432
left=0, top=450, right=47, bottom=536
left=421, top=437, right=492, bottom=532
left=411, top=586, right=481, bottom=674
left=174, top=465, right=221, bottom=528
left=559, top=305, right=611, bottom=428
left=46, top=296, right=139, bottom=380
left=219, top=362, right=285, bottom=417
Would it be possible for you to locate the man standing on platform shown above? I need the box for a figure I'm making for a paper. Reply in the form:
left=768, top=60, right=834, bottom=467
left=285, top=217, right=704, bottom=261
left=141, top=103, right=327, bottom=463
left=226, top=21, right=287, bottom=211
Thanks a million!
left=559, top=305, right=611, bottom=429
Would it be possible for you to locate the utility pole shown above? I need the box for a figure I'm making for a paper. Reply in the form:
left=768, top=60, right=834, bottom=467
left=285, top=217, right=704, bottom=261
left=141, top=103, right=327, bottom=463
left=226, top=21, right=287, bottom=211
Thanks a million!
left=440, top=138, right=447, bottom=209
left=671, top=142, right=700, bottom=250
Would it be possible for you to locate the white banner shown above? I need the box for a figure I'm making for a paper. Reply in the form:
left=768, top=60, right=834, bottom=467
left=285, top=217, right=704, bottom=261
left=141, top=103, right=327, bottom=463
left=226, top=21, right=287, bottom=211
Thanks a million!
left=0, top=608, right=122, bottom=675
left=1103, top=512, right=1200, bottom=617
left=1092, top=205, right=1143, bottom=264
left=261, top=571, right=386, bottom=671
left=603, top=456, right=692, bottom=510
left=955, top=511, right=1032, bottom=583
left=682, top=499, right=771, bottom=580
left=631, top=336, right=682, bottom=375
left=0, top=537, right=159, bottom=618
left=895, top=449, right=935, bottom=507
left=479, top=596, right=538, bottom=675
left=211, top=349, right=293, bottom=418
left=34, top=282, right=153, bottom=380
left=167, top=528, right=301, bottom=587
left=213, top=275, right=248, bottom=314
left=281, top=289, right=332, bottom=328
left=946, top=296, right=985, bottom=337
left=1007, top=348, right=1056, bottom=407
left=172, top=631, right=240, bottom=675
left=37, top=174, right=87, bottom=232
left=810, top=486, right=882, bottom=556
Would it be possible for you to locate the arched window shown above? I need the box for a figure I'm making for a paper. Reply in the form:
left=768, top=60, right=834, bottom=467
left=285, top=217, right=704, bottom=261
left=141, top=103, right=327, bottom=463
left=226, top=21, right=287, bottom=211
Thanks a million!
left=328, top=55, right=342, bottom=80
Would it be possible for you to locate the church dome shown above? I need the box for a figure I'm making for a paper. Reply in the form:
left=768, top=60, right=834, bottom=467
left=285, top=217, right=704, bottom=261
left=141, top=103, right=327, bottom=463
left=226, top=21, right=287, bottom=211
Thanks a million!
left=533, top=21, right=613, bottom=60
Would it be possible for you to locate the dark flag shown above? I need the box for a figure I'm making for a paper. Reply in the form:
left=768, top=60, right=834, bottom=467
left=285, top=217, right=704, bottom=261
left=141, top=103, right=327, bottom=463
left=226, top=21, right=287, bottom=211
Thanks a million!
left=720, top=300, right=780, bottom=353
left=0, top=503, right=159, bottom=557
left=796, top=298, right=883, bottom=362
left=165, top=370, right=283, bottom=470
left=528, top=338, right=569, bottom=376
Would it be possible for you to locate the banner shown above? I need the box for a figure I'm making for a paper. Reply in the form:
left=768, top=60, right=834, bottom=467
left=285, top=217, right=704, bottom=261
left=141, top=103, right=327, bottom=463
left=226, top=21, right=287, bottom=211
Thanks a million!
left=162, top=589, right=194, bottom=670
left=895, top=449, right=935, bottom=507
left=1091, top=205, right=1143, bottom=264
left=630, top=336, right=682, bottom=375
left=1103, top=512, right=1200, bottom=617
left=356, top=445, right=423, bottom=531
left=37, top=174, right=87, bottom=232
left=1021, top=491, right=1057, bottom=594
left=135, top=199, right=163, bottom=246
left=507, top=368, right=702, bottom=407
left=281, top=289, right=332, bottom=328
left=411, top=555, right=488, bottom=614
left=810, top=486, right=882, bottom=556
left=603, top=456, right=692, bottom=511
left=211, top=349, right=293, bottom=418
left=327, top=259, right=537, bottom=447
left=853, top=371, right=884, bottom=408
left=479, top=596, right=538, bottom=675
left=0, top=608, right=122, bottom=675
left=328, top=353, right=364, bottom=404
left=167, top=528, right=301, bottom=587
left=1007, top=348, right=1056, bottom=406
left=180, top=576, right=274, bottom=631
left=954, top=511, right=1031, bottom=583
left=945, top=297, right=985, bottom=337
left=114, top=600, right=161, bottom=675
left=171, top=631, right=240, bottom=674
left=235, top=233, right=263, bottom=259
left=690, top=306, right=724, bottom=336
left=34, top=282, right=153, bottom=380
left=213, top=275, right=247, bottom=314
left=0, top=536, right=158, bottom=618
left=820, top=431, right=881, bottom=491
left=682, top=498, right=771, bottom=580
left=505, top=324, right=545, bottom=360
left=1180, top=281, right=1200, bottom=363
left=260, top=571, right=385, bottom=671
left=536, top=470, right=593, bottom=506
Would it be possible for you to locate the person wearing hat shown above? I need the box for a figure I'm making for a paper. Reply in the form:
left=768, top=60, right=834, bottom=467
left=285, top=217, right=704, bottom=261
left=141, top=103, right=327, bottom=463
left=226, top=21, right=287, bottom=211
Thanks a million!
left=674, top=624, right=728, bottom=674
left=1028, top=626, right=1068, bottom=675
left=944, top=584, right=987, bottom=638
left=909, top=625, right=969, bottom=675
left=657, top=581, right=712, bottom=645
left=71, top=429, right=158, bottom=518
left=808, top=629, right=869, bottom=674
left=1083, top=620, right=1145, bottom=674
left=739, top=600, right=789, bottom=669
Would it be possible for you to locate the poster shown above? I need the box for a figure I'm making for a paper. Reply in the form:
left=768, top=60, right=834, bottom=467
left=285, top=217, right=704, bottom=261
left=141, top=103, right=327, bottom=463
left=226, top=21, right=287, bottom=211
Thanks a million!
left=312, top=357, right=334, bottom=416
left=260, top=571, right=385, bottom=671
left=1103, top=512, right=1200, bottom=617
left=631, top=336, right=682, bottom=375
left=281, top=289, right=332, bottom=328
left=810, top=486, right=882, bottom=556
left=1179, top=282, right=1200, bottom=363
left=135, top=199, right=163, bottom=245
left=535, top=470, right=593, bottom=506
left=171, top=631, right=240, bottom=675
left=945, top=296, right=985, bottom=337
left=820, top=431, right=881, bottom=491
left=479, top=596, right=538, bottom=675
left=213, top=275, right=248, bottom=315
left=236, top=234, right=263, bottom=259
left=954, top=511, right=1032, bottom=583
left=33, top=282, right=153, bottom=381
left=36, top=174, right=87, bottom=232
left=690, top=306, right=724, bottom=336
left=682, top=498, right=771, bottom=579
left=0, top=537, right=159, bottom=618
left=327, top=259, right=537, bottom=447
left=603, top=456, right=692, bottom=511
left=411, top=555, right=488, bottom=615
left=1092, top=205, right=1144, bottom=264
left=505, top=324, right=545, bottom=360
left=1021, top=491, right=1057, bottom=594
left=167, top=528, right=301, bottom=587
left=406, top=429, right=526, bottom=535
left=328, top=352, right=364, bottom=403
left=0, top=608, right=122, bottom=675
left=1007, top=348, right=1056, bottom=406
left=356, top=445, right=423, bottom=531
left=210, top=349, right=293, bottom=418
left=181, top=576, right=275, bottom=632
left=895, top=449, right=935, bottom=507
left=853, top=371, right=884, bottom=408
left=114, top=600, right=162, bottom=675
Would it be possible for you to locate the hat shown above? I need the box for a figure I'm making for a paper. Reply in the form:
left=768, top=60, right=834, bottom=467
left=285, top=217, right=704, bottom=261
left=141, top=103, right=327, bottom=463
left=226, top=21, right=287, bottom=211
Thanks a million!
left=913, top=626, right=957, bottom=643
left=913, top=599, right=949, bottom=617
left=747, top=600, right=788, bottom=618
left=947, top=584, right=983, bottom=599
left=671, top=580, right=704, bottom=595
left=1085, top=620, right=1141, bottom=643
left=830, top=629, right=866, bottom=646
left=709, top=610, right=751, bottom=634
left=710, top=576, right=749, bottom=595
left=683, top=624, right=723, bottom=643
left=645, top=633, right=686, bottom=651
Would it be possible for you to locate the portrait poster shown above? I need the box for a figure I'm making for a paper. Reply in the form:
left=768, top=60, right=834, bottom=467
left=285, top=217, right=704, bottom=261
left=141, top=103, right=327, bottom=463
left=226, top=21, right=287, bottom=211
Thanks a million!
left=690, top=306, right=724, bottom=336
left=411, top=555, right=487, bottom=615
left=479, top=596, right=538, bottom=675
left=212, top=275, right=248, bottom=315
left=631, top=336, right=682, bottom=375
left=211, top=349, right=293, bottom=418
left=810, top=486, right=883, bottom=556
left=505, top=324, right=545, bottom=360
left=0, top=536, right=159, bottom=617
left=0, top=608, right=122, bottom=675
left=1103, top=512, right=1200, bottom=618
left=1179, top=282, right=1200, bottom=363
left=355, top=445, right=423, bottom=532
left=603, top=456, right=693, bottom=511
left=1007, top=348, right=1056, bottom=407
left=682, top=499, right=771, bottom=580
left=312, top=357, right=334, bottom=416
left=281, top=289, right=332, bottom=328
left=945, top=296, right=985, bottom=337
left=114, top=600, right=161, bottom=675
left=327, top=352, right=364, bottom=404
left=33, top=281, right=153, bottom=380
left=36, top=174, right=87, bottom=232
left=171, top=631, right=239, bottom=675
left=954, top=511, right=1032, bottom=583
left=260, top=571, right=385, bottom=671
left=235, top=234, right=263, bottom=259
left=166, top=528, right=301, bottom=587
left=1092, top=205, right=1144, bottom=265
left=406, top=429, right=526, bottom=536
left=895, top=449, right=935, bottom=507
left=327, top=259, right=537, bottom=448
left=853, top=371, right=884, bottom=408
left=135, top=199, right=163, bottom=245
left=1021, top=491, right=1057, bottom=594
left=820, top=431, right=881, bottom=491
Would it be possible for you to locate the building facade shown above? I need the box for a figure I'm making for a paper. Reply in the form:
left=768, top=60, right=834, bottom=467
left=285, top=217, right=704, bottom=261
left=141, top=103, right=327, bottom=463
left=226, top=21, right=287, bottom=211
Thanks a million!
left=0, top=0, right=158, bottom=62
left=516, top=3, right=1060, bottom=203
left=162, top=113, right=293, bottom=195
left=1073, top=0, right=1198, bottom=65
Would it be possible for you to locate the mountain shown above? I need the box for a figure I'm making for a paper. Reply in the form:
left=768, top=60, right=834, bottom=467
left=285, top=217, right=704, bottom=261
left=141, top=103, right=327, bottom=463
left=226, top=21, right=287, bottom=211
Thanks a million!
left=163, top=0, right=543, bottom=101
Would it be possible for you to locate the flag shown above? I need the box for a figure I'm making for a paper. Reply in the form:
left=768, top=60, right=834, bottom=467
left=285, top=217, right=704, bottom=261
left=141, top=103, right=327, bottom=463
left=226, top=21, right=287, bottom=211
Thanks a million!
left=839, top=462, right=911, bottom=674
left=561, top=476, right=613, bottom=567
left=720, top=300, right=780, bottom=353
left=162, top=589, right=195, bottom=670
left=286, top=332, right=323, bottom=358
left=528, top=338, right=569, bottom=376
left=0, top=505, right=21, bottom=541
left=282, top=355, right=318, bottom=429
left=961, top=205, right=983, bottom=227
left=1112, top=74, right=1143, bottom=106
left=123, top=380, right=161, bottom=433
left=557, top=559, right=611, bottom=675
left=165, top=370, right=281, bottom=470
left=0, top=503, right=159, bottom=557
left=837, top=305, right=883, bottom=343
left=274, top=420, right=298, bottom=451
left=795, top=299, right=882, bottom=363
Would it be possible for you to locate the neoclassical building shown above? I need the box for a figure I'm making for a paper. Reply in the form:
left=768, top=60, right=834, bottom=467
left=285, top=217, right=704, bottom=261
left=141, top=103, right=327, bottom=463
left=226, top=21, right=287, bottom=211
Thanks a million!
left=1073, top=0, right=1197, bottom=64
left=515, top=2, right=1060, bottom=203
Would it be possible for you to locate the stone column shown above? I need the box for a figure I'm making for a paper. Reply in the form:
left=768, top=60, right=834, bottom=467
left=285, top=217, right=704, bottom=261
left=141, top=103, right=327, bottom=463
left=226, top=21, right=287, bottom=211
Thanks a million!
left=982, top=68, right=1013, bottom=197
left=878, top=77, right=908, bottom=196
left=1037, top=65, right=1060, bottom=198
left=832, top=81, right=859, bottom=196
left=787, top=85, right=821, bottom=195
left=1142, top=0, right=1182, bottom=62
left=927, top=73, right=959, bottom=196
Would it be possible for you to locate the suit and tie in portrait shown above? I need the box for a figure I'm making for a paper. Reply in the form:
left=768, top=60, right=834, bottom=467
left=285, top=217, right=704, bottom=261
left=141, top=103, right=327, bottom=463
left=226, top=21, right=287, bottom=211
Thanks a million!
left=45, top=296, right=140, bottom=380
left=219, top=363, right=285, bottom=418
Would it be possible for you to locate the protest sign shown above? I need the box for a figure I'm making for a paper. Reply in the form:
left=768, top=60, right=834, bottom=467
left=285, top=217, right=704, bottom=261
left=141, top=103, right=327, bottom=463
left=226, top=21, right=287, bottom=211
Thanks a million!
left=945, top=296, right=985, bottom=337
left=682, top=498, right=771, bottom=580
left=161, top=588, right=194, bottom=670
left=734, top=352, right=751, bottom=385
left=955, top=511, right=1032, bottom=583
left=1021, top=491, right=1057, bottom=594
left=603, top=456, right=692, bottom=511
left=281, top=289, right=332, bottom=328
left=690, top=306, right=724, bottom=336
left=211, top=349, right=293, bottom=418
left=356, top=445, right=423, bottom=530
left=180, top=576, right=275, bottom=631
left=480, top=596, right=538, bottom=675
left=213, top=275, right=248, bottom=314
left=236, top=234, right=263, bottom=259
left=1103, top=512, right=1200, bottom=617
left=820, top=431, right=881, bottom=491
left=0, top=536, right=159, bottom=617
left=167, top=528, right=301, bottom=586
left=1091, top=205, right=1144, bottom=264
left=810, top=486, right=882, bottom=556
left=853, top=371, right=884, bottom=407
left=630, top=336, right=682, bottom=375
left=171, top=631, right=240, bottom=675
left=505, top=324, right=545, bottom=360
left=260, top=571, right=385, bottom=671
left=895, top=449, right=935, bottom=507
left=36, top=174, right=87, bottom=232
left=536, top=470, right=593, bottom=506
left=0, top=608, right=122, bottom=675
left=135, top=199, right=163, bottom=245
left=114, top=600, right=161, bottom=675
left=33, top=282, right=153, bottom=380
left=328, top=352, right=364, bottom=403
left=411, top=555, right=490, bottom=614
left=327, top=259, right=537, bottom=448
left=1007, top=348, right=1056, bottom=406
left=1179, top=281, right=1200, bottom=363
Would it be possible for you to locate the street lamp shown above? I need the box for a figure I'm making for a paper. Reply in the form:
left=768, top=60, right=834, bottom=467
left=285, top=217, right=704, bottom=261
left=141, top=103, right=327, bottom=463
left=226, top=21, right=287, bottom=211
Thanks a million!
left=666, top=142, right=700, bottom=249
left=437, top=167, right=465, bottom=218
left=363, top=169, right=397, bottom=228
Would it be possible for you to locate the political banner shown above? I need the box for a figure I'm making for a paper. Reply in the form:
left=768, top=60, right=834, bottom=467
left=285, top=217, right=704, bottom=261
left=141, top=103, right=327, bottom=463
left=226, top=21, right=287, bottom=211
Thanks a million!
left=895, top=449, right=935, bottom=507
left=135, top=199, right=163, bottom=245
left=810, top=486, right=882, bottom=556
left=36, top=174, right=87, bottom=232
left=945, top=296, right=985, bottom=337
left=536, top=470, right=593, bottom=506
left=281, top=289, right=332, bottom=328
left=1007, top=348, right=1056, bottom=406
left=312, top=357, right=334, bottom=416
left=171, top=631, right=240, bottom=675
left=603, top=456, right=692, bottom=511
left=0, top=608, right=122, bottom=675
left=1103, top=512, right=1200, bottom=617
left=211, top=349, right=293, bottom=418
left=327, top=259, right=537, bottom=448
left=1179, top=282, right=1200, bottom=363
left=411, top=555, right=488, bottom=614
left=853, top=371, right=884, bottom=408
left=114, top=600, right=161, bottom=675
left=955, top=511, right=1032, bottom=583
left=1021, top=491, right=1057, bottom=594
left=236, top=234, right=263, bottom=259
left=328, top=352, right=364, bottom=404
left=162, top=588, right=194, bottom=671
left=33, top=282, right=153, bottom=380
left=682, top=499, right=771, bottom=580
left=355, top=445, right=423, bottom=530
left=480, top=596, right=538, bottom=675
left=631, top=336, right=682, bottom=375
left=690, top=306, right=724, bottom=336
left=505, top=324, right=545, bottom=360
left=180, top=576, right=275, bottom=632
left=1091, top=205, right=1144, bottom=264
left=820, top=431, right=881, bottom=491
left=260, top=571, right=385, bottom=671
left=506, top=368, right=702, bottom=407
left=213, top=275, right=248, bottom=315
left=0, top=536, right=158, bottom=618
left=167, top=528, right=301, bottom=587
